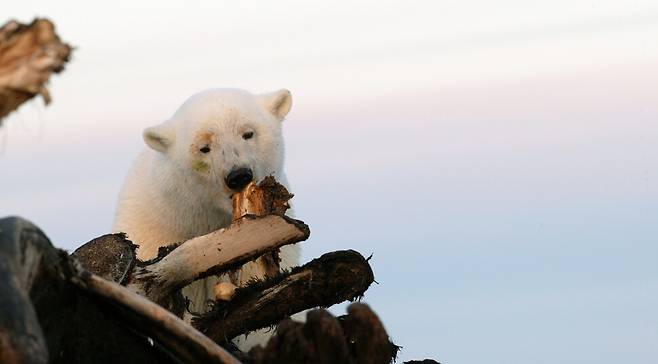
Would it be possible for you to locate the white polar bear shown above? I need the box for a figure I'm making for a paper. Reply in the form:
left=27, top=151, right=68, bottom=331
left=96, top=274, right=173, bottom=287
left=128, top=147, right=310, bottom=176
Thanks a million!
left=112, top=88, right=299, bottom=350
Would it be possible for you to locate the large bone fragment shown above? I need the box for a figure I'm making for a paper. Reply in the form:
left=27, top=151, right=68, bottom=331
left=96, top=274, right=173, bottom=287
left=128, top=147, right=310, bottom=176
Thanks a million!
left=231, top=176, right=293, bottom=221
left=231, top=176, right=293, bottom=281
left=71, top=269, right=242, bottom=364
left=127, top=215, right=309, bottom=304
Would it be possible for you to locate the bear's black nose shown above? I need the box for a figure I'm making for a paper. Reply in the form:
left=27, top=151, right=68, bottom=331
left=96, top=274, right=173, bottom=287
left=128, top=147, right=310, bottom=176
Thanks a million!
left=225, top=167, right=253, bottom=191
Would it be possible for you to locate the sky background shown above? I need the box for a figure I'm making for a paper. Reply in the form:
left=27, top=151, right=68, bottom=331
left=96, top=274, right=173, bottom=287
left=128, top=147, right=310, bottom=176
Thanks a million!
left=2, top=1, right=658, bottom=363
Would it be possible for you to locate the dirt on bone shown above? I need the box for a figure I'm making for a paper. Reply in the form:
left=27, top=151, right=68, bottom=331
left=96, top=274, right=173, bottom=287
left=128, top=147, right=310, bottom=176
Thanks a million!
left=229, top=176, right=293, bottom=284
left=231, top=176, right=293, bottom=221
left=124, top=213, right=310, bottom=310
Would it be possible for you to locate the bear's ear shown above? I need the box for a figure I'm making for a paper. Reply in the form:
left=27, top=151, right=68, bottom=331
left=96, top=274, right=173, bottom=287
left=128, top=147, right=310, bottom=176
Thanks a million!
left=143, top=124, right=174, bottom=153
left=258, top=89, right=292, bottom=121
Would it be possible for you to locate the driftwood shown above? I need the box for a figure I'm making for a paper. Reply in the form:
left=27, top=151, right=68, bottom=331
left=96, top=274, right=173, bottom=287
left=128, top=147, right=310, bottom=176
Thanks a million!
left=194, top=250, right=375, bottom=343
left=0, top=18, right=71, bottom=122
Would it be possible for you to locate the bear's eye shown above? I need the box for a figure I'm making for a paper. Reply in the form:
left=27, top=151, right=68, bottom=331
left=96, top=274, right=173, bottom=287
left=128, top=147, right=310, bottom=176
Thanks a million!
left=242, top=131, right=254, bottom=140
left=199, top=145, right=211, bottom=153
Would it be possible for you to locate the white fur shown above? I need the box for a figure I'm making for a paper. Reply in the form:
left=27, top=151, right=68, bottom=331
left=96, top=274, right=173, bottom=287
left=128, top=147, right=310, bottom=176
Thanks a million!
left=113, top=88, right=299, bottom=350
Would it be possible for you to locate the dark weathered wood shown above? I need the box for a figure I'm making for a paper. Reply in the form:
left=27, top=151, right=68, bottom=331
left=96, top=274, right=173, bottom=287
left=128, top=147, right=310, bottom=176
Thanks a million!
left=248, top=309, right=354, bottom=364
left=246, top=303, right=399, bottom=364
left=193, top=250, right=375, bottom=343
left=339, top=303, right=400, bottom=364
left=0, top=19, right=71, bottom=122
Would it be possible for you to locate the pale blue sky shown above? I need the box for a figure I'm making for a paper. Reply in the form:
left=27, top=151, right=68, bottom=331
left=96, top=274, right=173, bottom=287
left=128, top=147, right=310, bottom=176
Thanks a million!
left=2, top=1, right=658, bottom=362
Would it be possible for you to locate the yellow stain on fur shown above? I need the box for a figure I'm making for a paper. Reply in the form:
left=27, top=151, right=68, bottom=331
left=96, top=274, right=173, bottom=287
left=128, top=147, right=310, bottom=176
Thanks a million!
left=192, top=160, right=210, bottom=173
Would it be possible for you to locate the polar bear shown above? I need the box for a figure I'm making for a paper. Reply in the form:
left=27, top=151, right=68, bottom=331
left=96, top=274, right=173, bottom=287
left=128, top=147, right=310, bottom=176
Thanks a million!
left=112, top=88, right=299, bottom=350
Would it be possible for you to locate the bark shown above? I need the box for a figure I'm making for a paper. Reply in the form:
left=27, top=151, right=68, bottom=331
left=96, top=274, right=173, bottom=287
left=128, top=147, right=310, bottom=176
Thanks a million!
left=193, top=250, right=375, bottom=343
left=0, top=18, right=71, bottom=122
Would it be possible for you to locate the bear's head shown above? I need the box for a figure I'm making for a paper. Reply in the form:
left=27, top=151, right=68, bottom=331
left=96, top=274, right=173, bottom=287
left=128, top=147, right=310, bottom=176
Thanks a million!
left=142, top=88, right=292, bottom=212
